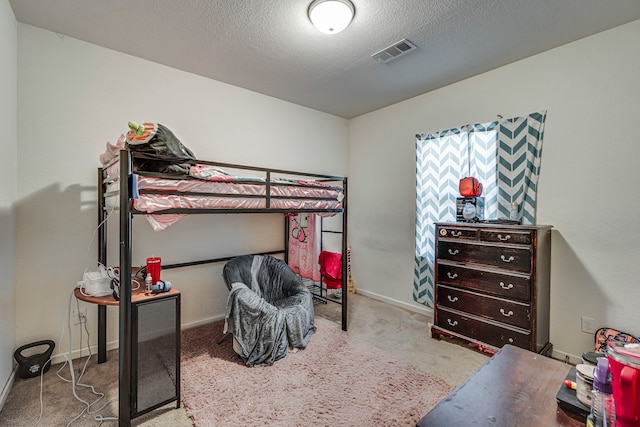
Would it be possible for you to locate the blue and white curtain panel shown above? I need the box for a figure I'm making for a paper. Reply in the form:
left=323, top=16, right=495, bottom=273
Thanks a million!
left=413, top=111, right=546, bottom=307
left=496, top=111, right=547, bottom=225
left=414, top=129, right=463, bottom=307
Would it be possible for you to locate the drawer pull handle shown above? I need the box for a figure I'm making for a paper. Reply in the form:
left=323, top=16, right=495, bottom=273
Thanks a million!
left=447, top=319, right=458, bottom=327
left=500, top=309, right=514, bottom=317
left=497, top=234, right=511, bottom=241
left=451, top=231, right=462, bottom=237
left=500, top=255, right=515, bottom=263
left=447, top=272, right=458, bottom=279
left=499, top=282, right=514, bottom=290
left=447, top=295, right=459, bottom=303
left=448, top=249, right=460, bottom=255
left=508, top=338, right=514, bottom=343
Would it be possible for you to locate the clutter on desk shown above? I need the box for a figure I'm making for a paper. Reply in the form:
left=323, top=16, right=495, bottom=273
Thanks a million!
left=556, top=326, right=640, bottom=426
left=149, top=280, right=172, bottom=294
left=586, top=358, right=615, bottom=427
left=556, top=366, right=591, bottom=419
left=582, top=351, right=606, bottom=366
left=145, top=257, right=162, bottom=284
left=78, top=265, right=112, bottom=297
left=607, top=342, right=640, bottom=427
left=576, top=363, right=595, bottom=408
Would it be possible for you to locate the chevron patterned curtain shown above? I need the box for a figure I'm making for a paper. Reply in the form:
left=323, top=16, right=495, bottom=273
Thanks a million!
left=413, top=123, right=497, bottom=307
left=496, top=111, right=547, bottom=225
left=413, top=112, right=546, bottom=307
left=469, top=122, right=499, bottom=216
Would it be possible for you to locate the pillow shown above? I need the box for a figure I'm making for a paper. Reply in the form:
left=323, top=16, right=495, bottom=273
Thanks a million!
left=125, top=121, right=196, bottom=177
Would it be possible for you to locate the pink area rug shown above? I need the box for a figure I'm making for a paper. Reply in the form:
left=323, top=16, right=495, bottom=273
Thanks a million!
left=180, top=318, right=452, bottom=426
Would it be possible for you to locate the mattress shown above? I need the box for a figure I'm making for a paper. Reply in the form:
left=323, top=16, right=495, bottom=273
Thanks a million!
left=103, top=163, right=344, bottom=231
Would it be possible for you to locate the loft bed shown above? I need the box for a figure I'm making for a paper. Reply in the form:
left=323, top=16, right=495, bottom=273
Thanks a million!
left=97, top=149, right=348, bottom=425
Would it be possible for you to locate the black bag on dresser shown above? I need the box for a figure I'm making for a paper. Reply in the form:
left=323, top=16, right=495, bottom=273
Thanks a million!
left=125, top=121, right=196, bottom=177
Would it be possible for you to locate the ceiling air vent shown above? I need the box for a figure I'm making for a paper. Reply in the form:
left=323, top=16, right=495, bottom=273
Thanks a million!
left=372, top=39, right=417, bottom=63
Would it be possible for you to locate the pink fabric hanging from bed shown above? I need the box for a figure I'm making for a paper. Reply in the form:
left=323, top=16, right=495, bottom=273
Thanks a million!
left=287, top=213, right=321, bottom=282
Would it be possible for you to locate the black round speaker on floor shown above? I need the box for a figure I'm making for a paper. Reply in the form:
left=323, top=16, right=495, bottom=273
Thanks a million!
left=13, top=340, right=55, bottom=379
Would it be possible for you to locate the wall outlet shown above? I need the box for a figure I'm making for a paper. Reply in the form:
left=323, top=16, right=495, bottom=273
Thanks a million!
left=581, top=316, right=596, bottom=334
left=73, top=308, right=87, bottom=325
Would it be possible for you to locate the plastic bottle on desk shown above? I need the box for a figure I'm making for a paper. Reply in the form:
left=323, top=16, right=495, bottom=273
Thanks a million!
left=145, top=274, right=153, bottom=294
left=586, top=357, right=616, bottom=427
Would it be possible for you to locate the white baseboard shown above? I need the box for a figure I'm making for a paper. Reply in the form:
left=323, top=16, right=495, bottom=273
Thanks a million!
left=551, top=348, right=582, bottom=365
left=51, top=343, right=108, bottom=365
left=0, top=366, right=17, bottom=413
left=181, top=314, right=225, bottom=331
left=48, top=314, right=227, bottom=365
left=355, top=289, right=583, bottom=364
left=354, top=288, right=434, bottom=317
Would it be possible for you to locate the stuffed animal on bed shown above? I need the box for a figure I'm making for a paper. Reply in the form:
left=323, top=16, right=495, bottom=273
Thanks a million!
left=126, top=121, right=196, bottom=176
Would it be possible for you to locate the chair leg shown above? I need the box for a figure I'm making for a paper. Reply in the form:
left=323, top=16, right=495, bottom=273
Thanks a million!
left=217, top=332, right=231, bottom=345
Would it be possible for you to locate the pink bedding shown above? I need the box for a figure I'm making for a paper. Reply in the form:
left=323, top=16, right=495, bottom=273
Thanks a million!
left=102, top=158, right=343, bottom=231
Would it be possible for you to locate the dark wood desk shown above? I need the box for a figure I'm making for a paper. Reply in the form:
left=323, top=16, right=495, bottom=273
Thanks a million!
left=417, top=345, right=584, bottom=427
left=74, top=284, right=180, bottom=363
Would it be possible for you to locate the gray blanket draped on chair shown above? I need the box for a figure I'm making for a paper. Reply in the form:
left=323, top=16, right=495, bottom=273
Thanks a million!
left=223, top=255, right=316, bottom=367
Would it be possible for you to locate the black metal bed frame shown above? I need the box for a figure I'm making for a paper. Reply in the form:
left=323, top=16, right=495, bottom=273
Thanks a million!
left=97, top=150, right=348, bottom=426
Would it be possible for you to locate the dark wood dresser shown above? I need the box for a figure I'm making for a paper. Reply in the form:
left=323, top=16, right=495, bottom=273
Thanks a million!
left=431, top=222, right=552, bottom=353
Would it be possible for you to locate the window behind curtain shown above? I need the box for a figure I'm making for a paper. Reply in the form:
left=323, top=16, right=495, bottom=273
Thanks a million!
left=413, top=111, right=547, bottom=308
left=413, top=122, right=498, bottom=307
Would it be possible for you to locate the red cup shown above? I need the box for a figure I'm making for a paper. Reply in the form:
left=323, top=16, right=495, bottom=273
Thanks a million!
left=608, top=341, right=640, bottom=427
left=146, top=257, right=161, bottom=284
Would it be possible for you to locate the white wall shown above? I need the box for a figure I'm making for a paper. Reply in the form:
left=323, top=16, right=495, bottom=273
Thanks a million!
left=15, top=24, right=348, bottom=361
left=0, top=0, right=17, bottom=409
left=12, top=12, right=639, bottom=368
left=348, top=19, right=640, bottom=361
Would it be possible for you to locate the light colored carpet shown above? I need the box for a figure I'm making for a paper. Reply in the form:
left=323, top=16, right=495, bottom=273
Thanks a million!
left=181, top=317, right=453, bottom=426
left=0, top=294, right=487, bottom=426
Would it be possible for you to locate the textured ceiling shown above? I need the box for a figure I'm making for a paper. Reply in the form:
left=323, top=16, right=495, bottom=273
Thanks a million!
left=9, top=0, right=640, bottom=118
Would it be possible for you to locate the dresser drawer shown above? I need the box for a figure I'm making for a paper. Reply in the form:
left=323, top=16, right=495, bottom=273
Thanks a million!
left=438, top=241, right=531, bottom=273
left=436, top=262, right=531, bottom=301
left=435, top=307, right=531, bottom=350
left=436, top=285, right=531, bottom=329
left=437, top=226, right=477, bottom=240
left=479, top=229, right=533, bottom=245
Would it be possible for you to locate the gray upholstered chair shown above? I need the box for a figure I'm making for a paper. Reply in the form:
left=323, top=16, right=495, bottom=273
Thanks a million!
left=221, top=254, right=316, bottom=367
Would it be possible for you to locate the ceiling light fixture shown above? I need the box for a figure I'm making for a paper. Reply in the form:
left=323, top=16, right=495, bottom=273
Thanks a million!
left=308, top=0, right=355, bottom=35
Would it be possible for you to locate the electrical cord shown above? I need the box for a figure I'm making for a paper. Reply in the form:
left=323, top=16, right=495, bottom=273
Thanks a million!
left=31, top=289, right=118, bottom=426
left=31, top=203, right=125, bottom=425
left=64, top=291, right=118, bottom=426
left=36, top=192, right=144, bottom=425
left=83, top=205, right=140, bottom=297
left=32, top=356, right=52, bottom=427
left=87, top=205, right=115, bottom=254
left=30, top=288, right=72, bottom=427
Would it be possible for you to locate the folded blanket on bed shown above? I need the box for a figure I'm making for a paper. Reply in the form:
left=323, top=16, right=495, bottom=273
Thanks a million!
left=126, top=122, right=196, bottom=177
left=99, top=134, right=126, bottom=165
